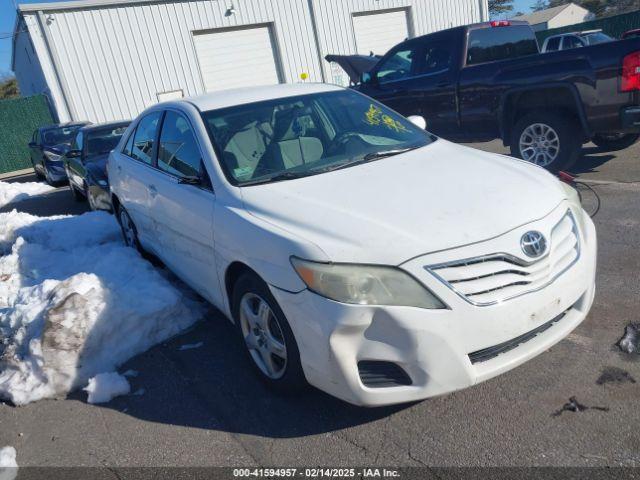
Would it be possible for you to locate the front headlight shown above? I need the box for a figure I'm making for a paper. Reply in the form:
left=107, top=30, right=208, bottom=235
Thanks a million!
left=291, top=258, right=446, bottom=309
left=44, top=151, right=62, bottom=162
left=560, top=181, right=586, bottom=230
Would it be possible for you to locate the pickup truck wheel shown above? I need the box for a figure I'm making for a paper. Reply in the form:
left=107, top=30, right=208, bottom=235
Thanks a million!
left=511, top=112, right=580, bottom=172
left=591, top=133, right=640, bottom=152
left=232, top=272, right=307, bottom=392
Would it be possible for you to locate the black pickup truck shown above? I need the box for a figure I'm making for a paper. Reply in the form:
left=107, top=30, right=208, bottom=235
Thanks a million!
left=327, top=20, right=640, bottom=171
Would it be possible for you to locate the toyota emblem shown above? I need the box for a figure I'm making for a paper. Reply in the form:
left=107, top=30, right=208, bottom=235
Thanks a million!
left=521, top=231, right=547, bottom=258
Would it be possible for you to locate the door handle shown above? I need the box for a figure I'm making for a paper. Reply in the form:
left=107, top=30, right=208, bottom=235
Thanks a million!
left=148, top=184, right=158, bottom=197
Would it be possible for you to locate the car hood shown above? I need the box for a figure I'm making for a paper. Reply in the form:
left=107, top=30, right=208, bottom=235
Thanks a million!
left=240, top=140, right=567, bottom=265
left=325, top=54, right=380, bottom=84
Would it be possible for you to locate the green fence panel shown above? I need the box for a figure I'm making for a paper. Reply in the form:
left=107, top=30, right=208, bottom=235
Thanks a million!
left=0, top=95, right=55, bottom=175
left=536, top=10, right=640, bottom=43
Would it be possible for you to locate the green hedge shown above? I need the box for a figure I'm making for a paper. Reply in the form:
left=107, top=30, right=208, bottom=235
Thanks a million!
left=536, top=10, right=640, bottom=42
left=0, top=95, right=54, bottom=175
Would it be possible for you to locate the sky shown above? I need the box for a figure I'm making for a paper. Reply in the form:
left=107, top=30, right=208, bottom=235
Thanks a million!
left=0, top=0, right=541, bottom=75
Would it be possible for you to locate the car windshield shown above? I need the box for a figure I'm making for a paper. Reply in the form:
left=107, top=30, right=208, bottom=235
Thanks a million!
left=86, top=125, right=129, bottom=156
left=202, top=90, right=434, bottom=186
left=42, top=126, right=83, bottom=147
left=584, top=32, right=613, bottom=45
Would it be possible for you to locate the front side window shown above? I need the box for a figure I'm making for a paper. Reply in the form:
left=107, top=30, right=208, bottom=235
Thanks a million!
left=545, top=37, right=561, bottom=52
left=71, top=131, right=84, bottom=152
left=86, top=124, right=129, bottom=157
left=377, top=47, right=417, bottom=84
left=131, top=112, right=162, bottom=165
left=157, top=112, right=202, bottom=178
left=466, top=26, right=538, bottom=65
left=202, top=90, right=434, bottom=186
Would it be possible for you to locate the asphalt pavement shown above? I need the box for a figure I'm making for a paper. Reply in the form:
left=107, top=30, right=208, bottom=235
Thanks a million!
left=1, top=141, right=639, bottom=469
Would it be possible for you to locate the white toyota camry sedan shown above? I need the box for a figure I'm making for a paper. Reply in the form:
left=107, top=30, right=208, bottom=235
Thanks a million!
left=108, top=83, right=597, bottom=407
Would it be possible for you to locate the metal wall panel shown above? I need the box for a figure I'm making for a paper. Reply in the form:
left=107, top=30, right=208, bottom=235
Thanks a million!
left=19, top=0, right=487, bottom=123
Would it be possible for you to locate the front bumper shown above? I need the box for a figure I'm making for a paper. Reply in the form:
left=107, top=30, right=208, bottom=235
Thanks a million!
left=270, top=204, right=597, bottom=407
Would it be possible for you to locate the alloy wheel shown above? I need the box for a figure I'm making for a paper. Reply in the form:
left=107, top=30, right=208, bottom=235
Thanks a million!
left=519, top=123, right=560, bottom=167
left=239, top=292, right=288, bottom=380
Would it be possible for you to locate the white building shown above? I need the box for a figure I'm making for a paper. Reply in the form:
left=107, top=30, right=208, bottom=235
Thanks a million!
left=512, top=3, right=594, bottom=32
left=12, top=0, right=488, bottom=123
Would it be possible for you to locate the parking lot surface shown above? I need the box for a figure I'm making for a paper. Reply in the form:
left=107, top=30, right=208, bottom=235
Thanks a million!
left=1, top=141, right=639, bottom=467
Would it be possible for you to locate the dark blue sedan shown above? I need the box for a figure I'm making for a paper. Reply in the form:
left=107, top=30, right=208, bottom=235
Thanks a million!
left=64, top=121, right=130, bottom=211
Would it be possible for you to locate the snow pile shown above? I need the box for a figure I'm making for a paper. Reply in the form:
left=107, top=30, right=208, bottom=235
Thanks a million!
left=84, top=372, right=130, bottom=404
left=0, top=210, right=206, bottom=406
left=0, top=180, right=55, bottom=208
left=0, top=446, right=17, bottom=480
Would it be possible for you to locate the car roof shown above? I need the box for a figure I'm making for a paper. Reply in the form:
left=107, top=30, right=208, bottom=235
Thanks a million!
left=41, top=122, right=89, bottom=131
left=80, top=120, right=130, bottom=132
left=182, top=83, right=344, bottom=112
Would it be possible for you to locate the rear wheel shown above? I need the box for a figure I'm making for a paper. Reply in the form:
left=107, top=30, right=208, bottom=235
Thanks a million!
left=232, top=272, right=306, bottom=392
left=117, top=205, right=141, bottom=251
left=510, top=111, right=581, bottom=172
left=591, top=133, right=639, bottom=152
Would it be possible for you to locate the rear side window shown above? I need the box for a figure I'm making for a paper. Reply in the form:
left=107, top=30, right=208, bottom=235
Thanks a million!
left=545, top=37, right=561, bottom=52
left=563, top=35, right=584, bottom=49
left=466, top=25, right=538, bottom=65
left=131, top=112, right=162, bottom=165
left=157, top=111, right=202, bottom=178
left=417, top=43, right=451, bottom=75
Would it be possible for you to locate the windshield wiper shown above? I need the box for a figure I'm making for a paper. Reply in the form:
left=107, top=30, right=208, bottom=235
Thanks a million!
left=241, top=171, right=312, bottom=187
left=313, top=146, right=421, bottom=175
left=362, top=147, right=418, bottom=161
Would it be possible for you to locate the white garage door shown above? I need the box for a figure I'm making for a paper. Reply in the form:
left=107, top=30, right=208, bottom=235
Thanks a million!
left=353, top=9, right=410, bottom=56
left=194, top=25, right=281, bottom=92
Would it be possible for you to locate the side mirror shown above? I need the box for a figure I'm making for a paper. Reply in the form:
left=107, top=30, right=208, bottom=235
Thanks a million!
left=28, top=142, right=37, bottom=148
left=407, top=115, right=427, bottom=130
left=178, top=175, right=201, bottom=186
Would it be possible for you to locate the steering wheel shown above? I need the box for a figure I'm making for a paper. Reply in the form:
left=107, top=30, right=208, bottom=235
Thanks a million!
left=326, top=132, right=362, bottom=155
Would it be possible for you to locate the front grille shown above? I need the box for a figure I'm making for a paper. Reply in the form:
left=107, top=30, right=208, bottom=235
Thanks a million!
left=427, top=211, right=580, bottom=306
left=358, top=361, right=412, bottom=388
left=468, top=308, right=570, bottom=364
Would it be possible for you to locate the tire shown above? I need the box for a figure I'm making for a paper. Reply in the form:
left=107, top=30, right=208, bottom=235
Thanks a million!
left=69, top=181, right=84, bottom=202
left=44, top=166, right=55, bottom=186
left=510, top=111, right=581, bottom=172
left=591, top=133, right=640, bottom=152
left=33, top=163, right=44, bottom=180
left=231, top=272, right=307, bottom=392
left=117, top=205, right=142, bottom=251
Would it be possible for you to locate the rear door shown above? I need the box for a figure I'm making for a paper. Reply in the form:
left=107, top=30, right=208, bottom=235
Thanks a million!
left=117, top=111, right=162, bottom=247
left=145, top=110, right=220, bottom=304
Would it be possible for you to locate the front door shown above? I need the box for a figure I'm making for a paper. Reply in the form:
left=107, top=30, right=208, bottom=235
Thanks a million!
left=146, top=110, right=220, bottom=305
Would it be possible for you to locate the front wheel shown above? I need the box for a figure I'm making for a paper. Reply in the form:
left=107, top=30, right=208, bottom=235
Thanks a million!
left=591, top=133, right=639, bottom=152
left=69, top=181, right=84, bottom=202
left=510, top=111, right=581, bottom=172
left=232, top=272, right=307, bottom=392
